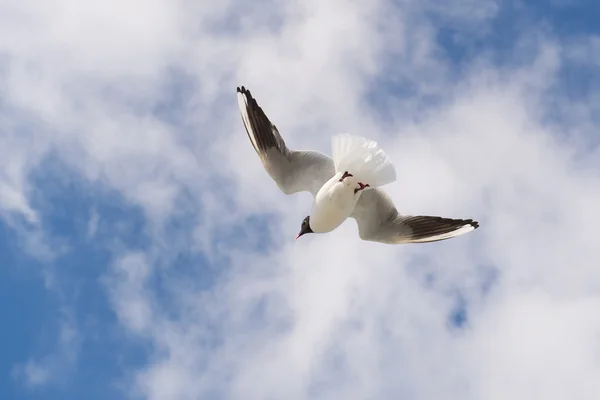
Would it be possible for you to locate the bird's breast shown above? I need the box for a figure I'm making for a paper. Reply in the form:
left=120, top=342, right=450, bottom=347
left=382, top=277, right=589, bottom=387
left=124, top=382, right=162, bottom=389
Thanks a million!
left=310, top=176, right=361, bottom=233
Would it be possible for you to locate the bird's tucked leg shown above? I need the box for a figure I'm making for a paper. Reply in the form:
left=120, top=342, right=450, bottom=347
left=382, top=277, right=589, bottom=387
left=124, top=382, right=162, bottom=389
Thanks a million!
left=354, top=182, right=370, bottom=194
left=339, top=171, right=353, bottom=182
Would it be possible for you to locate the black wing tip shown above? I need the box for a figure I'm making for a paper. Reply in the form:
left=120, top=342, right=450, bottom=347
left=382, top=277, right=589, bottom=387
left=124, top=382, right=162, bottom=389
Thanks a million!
left=237, top=86, right=259, bottom=108
left=237, top=86, right=251, bottom=97
left=424, top=216, right=479, bottom=230
left=467, top=219, right=480, bottom=229
left=458, top=218, right=479, bottom=230
left=403, top=215, right=480, bottom=240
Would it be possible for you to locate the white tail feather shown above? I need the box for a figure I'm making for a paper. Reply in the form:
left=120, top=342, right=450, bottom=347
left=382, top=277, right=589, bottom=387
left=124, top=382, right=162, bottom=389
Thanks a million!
left=331, top=134, right=396, bottom=188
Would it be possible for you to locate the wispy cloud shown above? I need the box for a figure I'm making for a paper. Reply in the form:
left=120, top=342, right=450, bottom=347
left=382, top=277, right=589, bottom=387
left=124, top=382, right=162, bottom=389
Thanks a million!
left=11, top=310, right=80, bottom=389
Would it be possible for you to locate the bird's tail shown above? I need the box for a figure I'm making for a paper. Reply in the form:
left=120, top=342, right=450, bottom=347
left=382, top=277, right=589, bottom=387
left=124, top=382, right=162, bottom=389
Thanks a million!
left=331, top=134, right=396, bottom=188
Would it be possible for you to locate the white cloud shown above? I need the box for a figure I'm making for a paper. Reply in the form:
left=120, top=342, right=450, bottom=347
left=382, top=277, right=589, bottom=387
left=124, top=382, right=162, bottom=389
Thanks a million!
left=13, top=360, right=50, bottom=387
left=104, top=252, right=154, bottom=336
left=2, top=0, right=600, bottom=399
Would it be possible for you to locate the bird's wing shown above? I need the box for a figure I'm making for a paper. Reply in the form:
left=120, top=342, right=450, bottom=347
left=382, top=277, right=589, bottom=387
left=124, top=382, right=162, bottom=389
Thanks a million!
left=237, top=86, right=335, bottom=196
left=350, top=189, right=479, bottom=244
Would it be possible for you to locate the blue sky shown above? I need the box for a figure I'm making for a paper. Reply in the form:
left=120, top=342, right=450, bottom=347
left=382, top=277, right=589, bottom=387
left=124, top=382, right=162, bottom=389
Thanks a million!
left=1, top=1, right=600, bottom=399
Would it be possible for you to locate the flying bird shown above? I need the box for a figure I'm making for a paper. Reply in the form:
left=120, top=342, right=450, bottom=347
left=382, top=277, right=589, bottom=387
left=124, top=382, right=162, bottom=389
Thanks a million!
left=236, top=86, right=479, bottom=244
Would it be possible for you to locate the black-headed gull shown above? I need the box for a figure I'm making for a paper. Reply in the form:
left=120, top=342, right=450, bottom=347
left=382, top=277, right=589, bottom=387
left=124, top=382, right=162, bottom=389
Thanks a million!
left=236, top=86, right=479, bottom=244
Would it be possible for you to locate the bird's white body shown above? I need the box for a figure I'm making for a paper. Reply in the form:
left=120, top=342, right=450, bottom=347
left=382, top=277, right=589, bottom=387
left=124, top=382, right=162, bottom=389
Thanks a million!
left=308, top=134, right=397, bottom=233
left=310, top=172, right=364, bottom=233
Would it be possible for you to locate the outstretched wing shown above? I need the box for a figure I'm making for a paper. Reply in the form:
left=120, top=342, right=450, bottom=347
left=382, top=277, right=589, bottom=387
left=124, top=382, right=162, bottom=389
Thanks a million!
left=237, top=86, right=335, bottom=196
left=351, top=189, right=479, bottom=244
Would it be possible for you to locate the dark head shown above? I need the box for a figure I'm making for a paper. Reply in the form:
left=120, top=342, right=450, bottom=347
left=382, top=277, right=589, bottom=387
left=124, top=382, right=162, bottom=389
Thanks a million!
left=295, top=216, right=314, bottom=239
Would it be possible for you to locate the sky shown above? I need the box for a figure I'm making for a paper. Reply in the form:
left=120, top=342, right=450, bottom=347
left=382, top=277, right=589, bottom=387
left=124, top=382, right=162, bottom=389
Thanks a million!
left=1, top=0, right=600, bottom=399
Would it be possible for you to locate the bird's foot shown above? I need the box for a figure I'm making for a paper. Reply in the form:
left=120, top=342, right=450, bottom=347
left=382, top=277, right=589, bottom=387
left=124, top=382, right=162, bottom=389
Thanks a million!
left=354, top=182, right=370, bottom=194
left=339, top=171, right=353, bottom=182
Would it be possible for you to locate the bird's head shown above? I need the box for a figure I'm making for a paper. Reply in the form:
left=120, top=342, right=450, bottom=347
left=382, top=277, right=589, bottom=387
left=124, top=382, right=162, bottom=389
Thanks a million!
left=295, top=216, right=314, bottom=239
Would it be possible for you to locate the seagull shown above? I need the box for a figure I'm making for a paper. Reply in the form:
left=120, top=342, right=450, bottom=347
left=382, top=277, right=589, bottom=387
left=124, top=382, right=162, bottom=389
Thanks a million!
left=236, top=86, right=479, bottom=244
